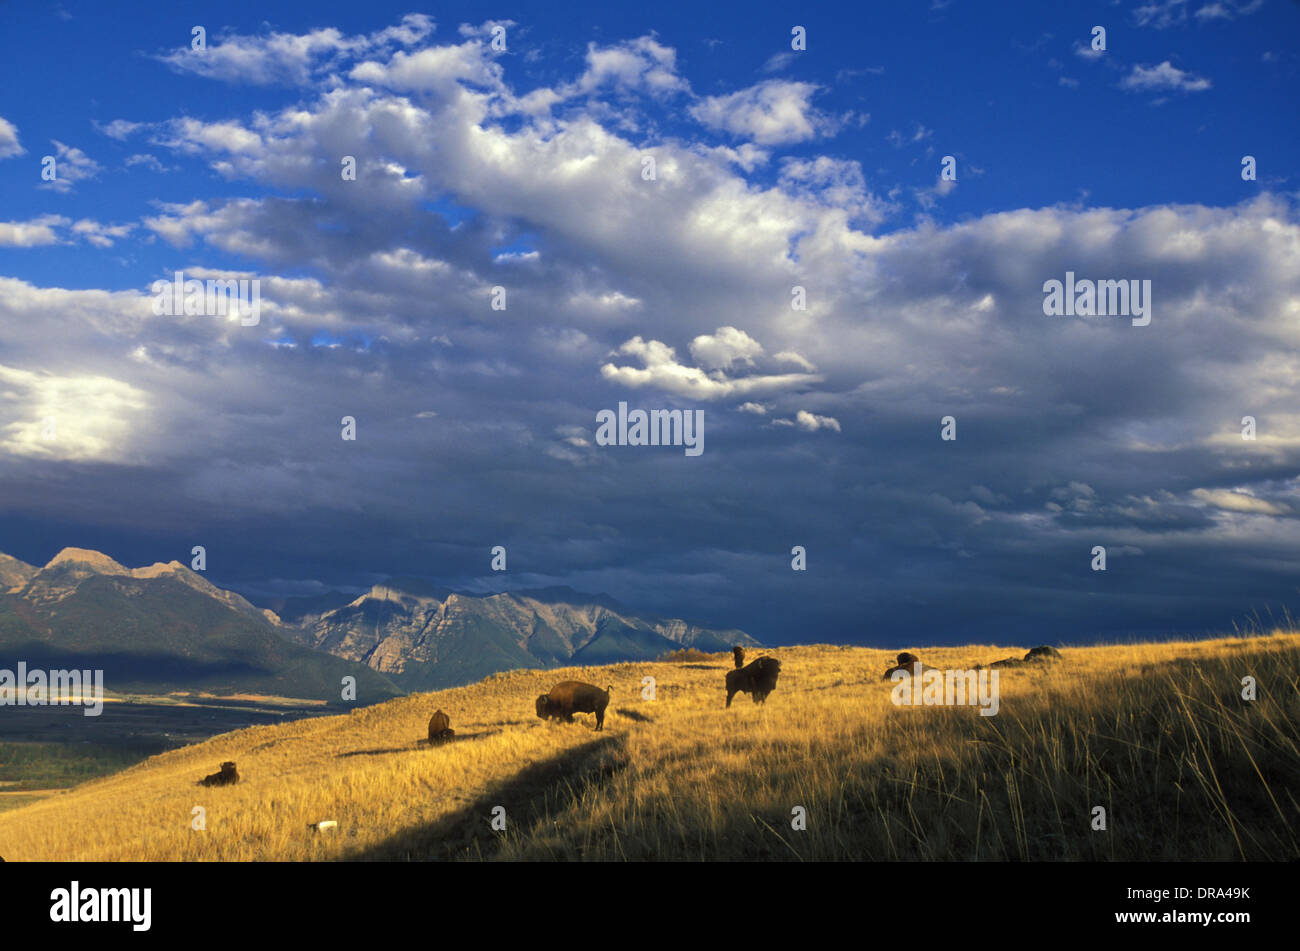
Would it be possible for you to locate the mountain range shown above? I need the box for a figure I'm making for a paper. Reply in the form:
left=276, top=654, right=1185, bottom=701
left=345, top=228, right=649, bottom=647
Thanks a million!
left=0, top=548, right=756, bottom=698
left=0, top=548, right=400, bottom=703
left=281, top=577, right=757, bottom=691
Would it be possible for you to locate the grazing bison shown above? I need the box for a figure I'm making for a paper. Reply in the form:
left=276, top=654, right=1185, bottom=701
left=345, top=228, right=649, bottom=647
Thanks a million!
left=725, top=656, right=781, bottom=708
left=198, top=761, right=239, bottom=787
left=733, top=646, right=746, bottom=669
left=536, top=681, right=612, bottom=731
left=882, top=652, right=939, bottom=681
left=427, top=709, right=455, bottom=744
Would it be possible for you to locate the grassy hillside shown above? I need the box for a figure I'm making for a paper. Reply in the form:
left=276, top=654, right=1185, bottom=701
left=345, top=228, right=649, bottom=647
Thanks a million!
left=2, top=633, right=1297, bottom=861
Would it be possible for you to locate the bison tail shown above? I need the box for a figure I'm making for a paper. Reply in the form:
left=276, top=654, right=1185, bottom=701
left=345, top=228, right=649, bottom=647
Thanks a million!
left=606, top=684, right=614, bottom=694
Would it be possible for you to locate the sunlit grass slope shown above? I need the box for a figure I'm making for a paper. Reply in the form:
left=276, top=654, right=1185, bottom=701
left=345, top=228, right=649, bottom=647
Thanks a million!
left=2, top=633, right=1297, bottom=861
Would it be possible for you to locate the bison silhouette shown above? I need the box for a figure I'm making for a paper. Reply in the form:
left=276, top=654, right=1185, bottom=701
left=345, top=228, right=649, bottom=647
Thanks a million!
left=198, top=761, right=239, bottom=787
left=733, top=646, right=746, bottom=669
left=982, top=645, right=1064, bottom=669
left=882, top=652, right=940, bottom=681
left=536, top=681, right=612, bottom=731
left=725, top=656, right=781, bottom=708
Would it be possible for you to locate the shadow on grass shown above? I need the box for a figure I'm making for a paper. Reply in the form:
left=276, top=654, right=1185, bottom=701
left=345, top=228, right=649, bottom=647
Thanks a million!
left=614, top=708, right=653, bottom=723
left=344, top=734, right=627, bottom=860
left=336, top=730, right=504, bottom=758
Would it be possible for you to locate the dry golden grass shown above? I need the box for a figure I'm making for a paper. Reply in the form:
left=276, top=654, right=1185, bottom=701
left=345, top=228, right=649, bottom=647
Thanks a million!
left=2, top=633, right=1297, bottom=861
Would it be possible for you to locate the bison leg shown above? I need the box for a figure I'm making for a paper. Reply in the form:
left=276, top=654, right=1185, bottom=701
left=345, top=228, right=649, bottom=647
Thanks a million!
left=725, top=690, right=735, bottom=708
left=595, top=709, right=605, bottom=731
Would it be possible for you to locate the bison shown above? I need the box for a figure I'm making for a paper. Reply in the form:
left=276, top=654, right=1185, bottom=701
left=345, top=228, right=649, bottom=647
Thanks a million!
left=198, top=761, right=239, bottom=787
left=882, top=652, right=939, bottom=681
left=536, top=681, right=612, bottom=731
left=982, top=645, right=1064, bottom=669
left=725, top=656, right=781, bottom=708
left=733, top=646, right=746, bottom=669
left=427, top=709, right=455, bottom=744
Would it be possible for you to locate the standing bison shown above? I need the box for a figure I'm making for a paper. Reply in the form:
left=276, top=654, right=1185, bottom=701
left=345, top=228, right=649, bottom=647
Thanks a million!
left=536, top=681, right=612, bottom=731
left=733, top=646, right=746, bottom=669
left=427, top=709, right=455, bottom=744
left=725, top=656, right=781, bottom=708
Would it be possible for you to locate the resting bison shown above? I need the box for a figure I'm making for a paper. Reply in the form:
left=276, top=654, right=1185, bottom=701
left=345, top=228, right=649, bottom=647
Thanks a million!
left=733, top=646, right=746, bottom=669
left=536, top=681, right=612, bottom=731
left=725, top=656, right=781, bottom=708
left=198, top=761, right=239, bottom=787
left=882, top=652, right=940, bottom=681
left=982, top=645, right=1064, bottom=669
left=427, top=709, right=455, bottom=744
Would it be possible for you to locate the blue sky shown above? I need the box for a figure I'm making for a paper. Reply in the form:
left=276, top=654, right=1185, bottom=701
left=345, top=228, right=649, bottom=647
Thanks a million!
left=3, top=0, right=1293, bottom=287
left=1, top=0, right=1298, bottom=647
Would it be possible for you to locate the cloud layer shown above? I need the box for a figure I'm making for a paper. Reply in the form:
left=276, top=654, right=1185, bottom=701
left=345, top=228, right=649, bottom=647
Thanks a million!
left=1, top=17, right=1298, bottom=647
